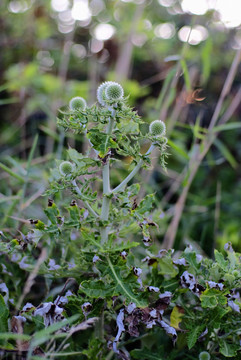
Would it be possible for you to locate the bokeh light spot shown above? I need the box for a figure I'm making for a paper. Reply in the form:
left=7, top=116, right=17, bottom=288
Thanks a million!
left=71, top=0, right=92, bottom=21
left=93, top=23, right=115, bottom=41
left=178, top=25, right=208, bottom=45
left=154, top=23, right=176, bottom=39
left=51, top=0, right=69, bottom=12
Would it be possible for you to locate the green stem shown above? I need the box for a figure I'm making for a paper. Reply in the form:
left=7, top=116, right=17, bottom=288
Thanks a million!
left=112, top=143, right=155, bottom=194
left=95, top=311, right=104, bottom=342
left=71, top=180, right=98, bottom=218
left=100, top=114, right=115, bottom=244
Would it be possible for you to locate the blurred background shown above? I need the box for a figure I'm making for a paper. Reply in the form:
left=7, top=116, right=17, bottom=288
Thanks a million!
left=0, top=0, right=241, bottom=254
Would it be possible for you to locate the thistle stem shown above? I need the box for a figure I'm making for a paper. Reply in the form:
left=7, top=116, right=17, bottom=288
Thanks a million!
left=71, top=180, right=98, bottom=218
left=112, top=143, right=155, bottom=194
left=100, top=114, right=115, bottom=244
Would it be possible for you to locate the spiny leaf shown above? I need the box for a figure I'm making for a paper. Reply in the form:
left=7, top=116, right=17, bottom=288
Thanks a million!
left=106, top=256, right=146, bottom=307
left=200, top=288, right=228, bottom=308
left=214, top=250, right=229, bottom=271
left=187, top=325, right=205, bottom=349
left=158, top=256, right=179, bottom=278
left=80, top=280, right=115, bottom=298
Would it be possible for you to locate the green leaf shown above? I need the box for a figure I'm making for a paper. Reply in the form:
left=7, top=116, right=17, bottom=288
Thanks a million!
left=106, top=256, right=146, bottom=307
left=87, top=129, right=117, bottom=157
left=180, top=59, right=191, bottom=91
left=183, top=252, right=200, bottom=273
left=219, top=339, right=238, bottom=357
left=209, top=307, right=230, bottom=329
left=44, top=201, right=60, bottom=225
left=134, top=194, right=154, bottom=216
left=104, top=240, right=139, bottom=253
left=31, top=314, right=79, bottom=348
left=187, top=325, right=205, bottom=349
left=214, top=138, right=237, bottom=169
left=0, top=295, right=9, bottom=333
left=131, top=348, right=164, bottom=359
left=67, top=148, right=98, bottom=171
left=200, top=288, right=228, bottom=308
left=158, top=256, right=179, bottom=278
left=168, top=139, right=189, bottom=160
left=201, top=37, right=212, bottom=84
left=155, top=67, right=176, bottom=110
left=80, top=280, right=114, bottom=298
left=0, top=162, right=25, bottom=183
left=0, top=333, right=31, bottom=341
left=214, top=250, right=229, bottom=271
left=212, top=122, right=241, bottom=133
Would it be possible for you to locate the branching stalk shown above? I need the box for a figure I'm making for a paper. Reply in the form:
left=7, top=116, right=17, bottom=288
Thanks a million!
left=71, top=180, right=98, bottom=218
left=112, top=144, right=155, bottom=194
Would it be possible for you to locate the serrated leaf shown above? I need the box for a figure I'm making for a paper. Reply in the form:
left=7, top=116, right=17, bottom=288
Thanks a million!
left=80, top=280, right=114, bottom=298
left=106, top=256, right=146, bottom=307
left=134, top=194, right=154, bottom=216
left=214, top=250, right=229, bottom=271
left=67, top=148, right=98, bottom=170
left=158, top=256, right=179, bottom=278
left=183, top=252, right=200, bottom=273
left=200, top=288, right=228, bottom=308
left=209, top=307, right=230, bottom=329
left=44, top=201, right=60, bottom=225
left=87, top=129, right=117, bottom=157
left=104, top=241, right=139, bottom=253
left=187, top=325, right=205, bottom=349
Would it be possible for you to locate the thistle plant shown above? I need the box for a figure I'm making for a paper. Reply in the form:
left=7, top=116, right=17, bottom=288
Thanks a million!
left=1, top=82, right=241, bottom=360
left=55, top=82, right=168, bottom=249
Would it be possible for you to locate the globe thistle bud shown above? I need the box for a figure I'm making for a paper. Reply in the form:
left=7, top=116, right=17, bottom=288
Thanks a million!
left=59, top=161, right=75, bottom=176
left=199, top=352, right=210, bottom=360
left=149, top=120, right=166, bottom=137
left=97, top=81, right=112, bottom=106
left=105, top=82, right=124, bottom=101
left=69, top=97, right=87, bottom=111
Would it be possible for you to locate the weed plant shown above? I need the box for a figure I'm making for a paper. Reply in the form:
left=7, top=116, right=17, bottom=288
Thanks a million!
left=0, top=81, right=241, bottom=360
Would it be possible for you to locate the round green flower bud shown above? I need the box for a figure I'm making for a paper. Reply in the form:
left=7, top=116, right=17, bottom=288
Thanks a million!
left=97, top=81, right=113, bottom=106
left=199, top=351, right=210, bottom=360
left=59, top=161, right=75, bottom=176
left=69, top=97, right=87, bottom=111
left=105, top=82, right=124, bottom=101
left=232, top=270, right=239, bottom=277
left=149, top=120, right=166, bottom=137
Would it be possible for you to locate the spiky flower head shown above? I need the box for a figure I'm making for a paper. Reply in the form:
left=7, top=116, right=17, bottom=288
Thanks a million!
left=59, top=161, right=75, bottom=176
left=105, top=82, right=124, bottom=101
left=149, top=120, right=166, bottom=137
left=97, top=82, right=112, bottom=106
left=97, top=81, right=124, bottom=106
left=199, top=352, right=210, bottom=360
left=69, top=97, right=87, bottom=111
